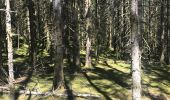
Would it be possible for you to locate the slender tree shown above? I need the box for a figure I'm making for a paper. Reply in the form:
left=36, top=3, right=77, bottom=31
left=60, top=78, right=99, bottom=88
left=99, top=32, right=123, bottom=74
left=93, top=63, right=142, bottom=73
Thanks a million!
left=0, top=4, right=3, bottom=69
left=5, top=0, right=15, bottom=99
left=166, top=0, right=170, bottom=64
left=53, top=0, right=64, bottom=90
left=26, top=0, right=37, bottom=69
left=85, top=0, right=92, bottom=67
left=131, top=0, right=142, bottom=99
left=72, top=0, right=80, bottom=72
left=159, top=0, right=166, bottom=63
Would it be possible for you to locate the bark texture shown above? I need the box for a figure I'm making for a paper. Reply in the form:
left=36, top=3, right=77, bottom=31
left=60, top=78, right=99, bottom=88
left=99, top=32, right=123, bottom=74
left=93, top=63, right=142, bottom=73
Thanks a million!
left=27, top=0, right=37, bottom=68
left=5, top=0, right=15, bottom=99
left=131, top=0, right=142, bottom=100
left=53, top=0, right=64, bottom=90
left=85, top=0, right=92, bottom=67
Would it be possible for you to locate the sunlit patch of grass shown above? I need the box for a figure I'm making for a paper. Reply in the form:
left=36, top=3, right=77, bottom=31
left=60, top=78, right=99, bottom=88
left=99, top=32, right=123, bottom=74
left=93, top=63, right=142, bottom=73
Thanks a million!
left=49, top=64, right=54, bottom=67
left=80, top=50, right=86, bottom=55
left=148, top=74, right=159, bottom=79
left=70, top=76, right=99, bottom=95
left=97, top=58, right=131, bottom=74
left=142, top=75, right=150, bottom=84
left=159, top=83, right=170, bottom=94
left=0, top=95, right=9, bottom=100
left=148, top=87, right=161, bottom=95
left=108, top=63, right=130, bottom=74
left=26, top=75, right=52, bottom=92
left=15, top=44, right=29, bottom=56
left=14, top=57, right=27, bottom=63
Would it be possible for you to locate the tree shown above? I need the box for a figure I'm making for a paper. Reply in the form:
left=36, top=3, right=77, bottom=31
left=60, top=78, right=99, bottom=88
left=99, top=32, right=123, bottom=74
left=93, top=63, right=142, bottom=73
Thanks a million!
left=62, top=0, right=80, bottom=73
left=166, top=0, right=170, bottom=64
left=131, top=0, right=142, bottom=99
left=85, top=0, right=92, bottom=67
left=53, top=0, right=64, bottom=90
left=5, top=0, right=15, bottom=99
left=26, top=0, right=37, bottom=69
left=159, top=0, right=166, bottom=64
left=71, top=0, right=80, bottom=72
left=0, top=2, right=3, bottom=69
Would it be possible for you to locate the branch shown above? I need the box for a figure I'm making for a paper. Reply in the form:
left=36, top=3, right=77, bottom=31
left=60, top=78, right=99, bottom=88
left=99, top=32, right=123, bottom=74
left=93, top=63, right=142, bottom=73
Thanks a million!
left=0, top=87, right=101, bottom=99
left=0, top=86, right=9, bottom=90
left=0, top=9, right=17, bottom=13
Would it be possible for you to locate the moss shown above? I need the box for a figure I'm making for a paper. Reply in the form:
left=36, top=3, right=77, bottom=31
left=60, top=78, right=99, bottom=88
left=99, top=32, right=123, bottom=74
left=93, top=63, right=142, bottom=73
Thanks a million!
left=2, top=49, right=170, bottom=99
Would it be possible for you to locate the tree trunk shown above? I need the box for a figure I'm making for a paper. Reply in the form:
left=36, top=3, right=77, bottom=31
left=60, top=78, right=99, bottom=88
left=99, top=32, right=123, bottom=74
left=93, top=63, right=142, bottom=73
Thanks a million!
left=0, top=3, right=3, bottom=82
left=0, top=9, right=2, bottom=68
left=160, top=0, right=166, bottom=64
left=85, top=0, right=92, bottom=68
left=5, top=0, right=15, bottom=99
left=131, top=0, right=142, bottom=99
left=27, top=0, right=36, bottom=69
left=72, top=0, right=80, bottom=72
left=109, top=16, right=113, bottom=50
left=85, top=36, right=92, bottom=67
left=166, top=0, right=169, bottom=64
left=95, top=0, right=99, bottom=63
left=53, top=0, right=64, bottom=90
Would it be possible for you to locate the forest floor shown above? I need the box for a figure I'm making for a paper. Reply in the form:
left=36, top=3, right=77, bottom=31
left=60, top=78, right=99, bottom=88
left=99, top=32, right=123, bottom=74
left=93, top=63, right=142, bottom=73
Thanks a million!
left=0, top=47, right=170, bottom=100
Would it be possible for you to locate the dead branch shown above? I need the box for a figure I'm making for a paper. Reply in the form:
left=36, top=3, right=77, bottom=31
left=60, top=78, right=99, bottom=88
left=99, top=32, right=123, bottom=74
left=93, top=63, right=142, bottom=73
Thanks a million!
left=0, top=87, right=101, bottom=99
left=0, top=9, right=17, bottom=13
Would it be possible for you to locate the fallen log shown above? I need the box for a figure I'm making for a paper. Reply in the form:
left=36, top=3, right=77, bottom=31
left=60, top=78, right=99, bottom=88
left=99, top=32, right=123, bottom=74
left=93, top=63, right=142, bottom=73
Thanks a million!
left=0, top=87, right=101, bottom=99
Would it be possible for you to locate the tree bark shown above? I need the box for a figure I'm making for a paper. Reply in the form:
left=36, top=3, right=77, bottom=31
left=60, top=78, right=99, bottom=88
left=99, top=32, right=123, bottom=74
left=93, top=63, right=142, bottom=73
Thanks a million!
left=131, top=0, right=142, bottom=100
left=71, top=0, right=80, bottom=72
left=166, top=0, right=169, bottom=64
left=0, top=8, right=3, bottom=69
left=85, top=0, right=92, bottom=68
left=95, top=0, right=99, bottom=63
left=5, top=0, right=15, bottom=99
left=160, top=0, right=166, bottom=64
left=27, top=0, right=37, bottom=69
left=85, top=36, right=92, bottom=67
left=53, top=0, right=64, bottom=90
left=0, top=2, right=3, bottom=81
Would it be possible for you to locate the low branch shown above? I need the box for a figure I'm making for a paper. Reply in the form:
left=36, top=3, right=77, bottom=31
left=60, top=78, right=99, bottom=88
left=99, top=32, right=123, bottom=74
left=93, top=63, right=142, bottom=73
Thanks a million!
left=0, top=9, right=17, bottom=13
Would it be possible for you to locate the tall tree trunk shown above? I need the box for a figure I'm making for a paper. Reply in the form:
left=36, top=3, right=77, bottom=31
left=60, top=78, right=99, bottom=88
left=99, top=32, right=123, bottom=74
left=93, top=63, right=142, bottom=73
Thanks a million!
left=27, top=0, right=36, bottom=69
left=109, top=15, right=113, bottom=50
left=5, top=0, right=15, bottom=99
left=159, top=0, right=166, bottom=64
left=147, top=0, right=151, bottom=61
left=85, top=0, right=92, bottom=68
left=95, top=0, right=99, bottom=63
left=0, top=2, right=3, bottom=81
left=131, top=0, right=142, bottom=99
left=166, top=0, right=169, bottom=64
left=0, top=9, right=3, bottom=68
left=72, top=0, right=80, bottom=72
left=53, top=0, right=64, bottom=90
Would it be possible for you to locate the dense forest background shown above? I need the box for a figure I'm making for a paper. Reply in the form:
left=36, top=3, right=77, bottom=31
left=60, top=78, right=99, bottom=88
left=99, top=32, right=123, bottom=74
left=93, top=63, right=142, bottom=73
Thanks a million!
left=0, top=0, right=170, bottom=100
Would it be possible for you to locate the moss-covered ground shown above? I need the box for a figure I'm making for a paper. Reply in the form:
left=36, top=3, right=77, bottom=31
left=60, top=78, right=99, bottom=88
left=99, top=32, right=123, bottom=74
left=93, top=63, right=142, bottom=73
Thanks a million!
left=0, top=47, right=170, bottom=100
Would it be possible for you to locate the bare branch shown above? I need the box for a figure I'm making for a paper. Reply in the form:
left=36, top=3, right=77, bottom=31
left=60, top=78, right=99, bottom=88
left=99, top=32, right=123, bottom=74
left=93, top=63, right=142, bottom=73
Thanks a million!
left=0, top=9, right=17, bottom=13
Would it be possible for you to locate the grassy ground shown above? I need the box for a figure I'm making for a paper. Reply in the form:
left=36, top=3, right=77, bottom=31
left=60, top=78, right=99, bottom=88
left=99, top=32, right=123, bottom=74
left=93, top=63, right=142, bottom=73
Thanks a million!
left=0, top=48, right=170, bottom=100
